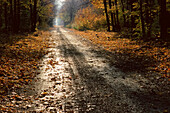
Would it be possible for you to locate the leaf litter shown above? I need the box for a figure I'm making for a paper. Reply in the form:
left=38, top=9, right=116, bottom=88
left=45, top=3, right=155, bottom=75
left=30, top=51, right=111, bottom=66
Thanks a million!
left=0, top=31, right=50, bottom=112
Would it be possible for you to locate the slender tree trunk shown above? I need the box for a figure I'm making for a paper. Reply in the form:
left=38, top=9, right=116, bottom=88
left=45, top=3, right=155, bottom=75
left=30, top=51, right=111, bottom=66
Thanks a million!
left=17, top=0, right=20, bottom=32
left=30, top=0, right=33, bottom=31
left=10, top=0, right=13, bottom=32
left=109, top=0, right=115, bottom=31
left=70, top=0, right=74, bottom=23
left=103, top=0, right=110, bottom=32
left=112, top=2, right=117, bottom=28
left=111, top=12, right=115, bottom=32
left=113, top=13, right=117, bottom=29
left=0, top=1, right=2, bottom=31
left=14, top=0, right=17, bottom=33
left=139, top=0, right=145, bottom=38
left=4, top=2, right=8, bottom=32
left=120, top=0, right=126, bottom=26
left=145, top=0, right=151, bottom=38
left=32, top=0, right=37, bottom=32
left=130, top=0, right=135, bottom=35
left=115, top=0, right=120, bottom=31
left=126, top=0, right=130, bottom=27
left=148, top=0, right=153, bottom=38
left=70, top=8, right=73, bottom=23
left=159, top=0, right=167, bottom=41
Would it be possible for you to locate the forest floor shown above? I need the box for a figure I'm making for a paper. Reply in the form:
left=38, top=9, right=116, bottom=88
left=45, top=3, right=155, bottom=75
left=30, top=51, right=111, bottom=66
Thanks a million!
left=0, top=27, right=169, bottom=112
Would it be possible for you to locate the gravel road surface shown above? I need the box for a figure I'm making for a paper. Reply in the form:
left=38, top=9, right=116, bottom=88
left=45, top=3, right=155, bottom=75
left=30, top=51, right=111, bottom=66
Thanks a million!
left=1, top=27, right=169, bottom=113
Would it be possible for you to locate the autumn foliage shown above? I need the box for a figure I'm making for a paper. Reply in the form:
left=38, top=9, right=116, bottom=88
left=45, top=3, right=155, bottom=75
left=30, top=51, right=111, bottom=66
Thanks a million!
left=72, top=6, right=107, bottom=31
left=61, top=0, right=169, bottom=41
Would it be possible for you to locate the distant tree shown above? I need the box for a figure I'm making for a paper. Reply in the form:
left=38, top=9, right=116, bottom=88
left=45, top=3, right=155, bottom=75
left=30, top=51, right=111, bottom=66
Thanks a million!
left=115, top=0, right=120, bottom=31
left=103, top=0, right=110, bottom=31
left=139, top=0, right=145, bottom=38
left=130, top=0, right=136, bottom=34
left=17, top=0, right=20, bottom=32
left=59, top=0, right=89, bottom=26
left=120, top=0, right=126, bottom=27
left=109, top=0, right=115, bottom=31
left=9, top=0, right=13, bottom=32
left=126, top=0, right=130, bottom=27
left=4, top=2, right=8, bottom=32
left=145, top=0, right=151, bottom=38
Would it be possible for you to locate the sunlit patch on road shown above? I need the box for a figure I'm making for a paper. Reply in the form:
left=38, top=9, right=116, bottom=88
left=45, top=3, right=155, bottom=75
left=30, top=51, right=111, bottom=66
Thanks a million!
left=30, top=30, right=77, bottom=112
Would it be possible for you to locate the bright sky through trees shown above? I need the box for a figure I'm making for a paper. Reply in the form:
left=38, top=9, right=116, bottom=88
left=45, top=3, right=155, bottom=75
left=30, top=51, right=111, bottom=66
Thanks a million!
left=54, top=0, right=65, bottom=25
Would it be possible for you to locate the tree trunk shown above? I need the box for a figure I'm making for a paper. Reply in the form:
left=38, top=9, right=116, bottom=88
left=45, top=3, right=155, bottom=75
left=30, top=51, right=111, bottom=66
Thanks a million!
left=103, top=0, right=110, bottom=32
left=130, top=0, right=135, bottom=35
left=4, top=2, right=8, bottom=32
left=109, top=0, right=115, bottom=31
left=30, top=0, right=33, bottom=31
left=14, top=0, right=17, bottom=33
left=120, top=0, right=126, bottom=27
left=115, top=0, right=120, bottom=31
left=145, top=0, right=151, bottom=38
left=70, top=0, right=74, bottom=23
left=159, top=0, right=167, bottom=41
left=10, top=0, right=13, bottom=32
left=139, top=0, right=145, bottom=38
left=126, top=0, right=130, bottom=27
left=113, top=13, right=117, bottom=29
left=112, top=2, right=117, bottom=29
left=17, top=0, right=20, bottom=32
left=0, top=1, right=2, bottom=31
left=31, top=0, right=37, bottom=32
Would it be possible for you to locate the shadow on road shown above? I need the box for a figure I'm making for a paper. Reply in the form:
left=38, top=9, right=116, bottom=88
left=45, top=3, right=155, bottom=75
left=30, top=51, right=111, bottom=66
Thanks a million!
left=57, top=28, right=170, bottom=112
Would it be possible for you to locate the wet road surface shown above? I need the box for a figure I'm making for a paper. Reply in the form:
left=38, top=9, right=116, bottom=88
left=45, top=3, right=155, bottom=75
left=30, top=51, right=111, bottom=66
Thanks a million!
left=1, top=27, right=169, bottom=112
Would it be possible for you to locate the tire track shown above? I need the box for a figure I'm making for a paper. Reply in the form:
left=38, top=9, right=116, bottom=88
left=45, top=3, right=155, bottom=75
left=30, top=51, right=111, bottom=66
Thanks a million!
left=56, top=27, right=169, bottom=113
left=57, top=28, right=139, bottom=113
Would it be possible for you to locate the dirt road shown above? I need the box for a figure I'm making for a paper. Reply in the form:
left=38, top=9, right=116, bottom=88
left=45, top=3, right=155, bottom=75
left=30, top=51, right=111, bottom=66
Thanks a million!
left=1, top=27, right=169, bottom=112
